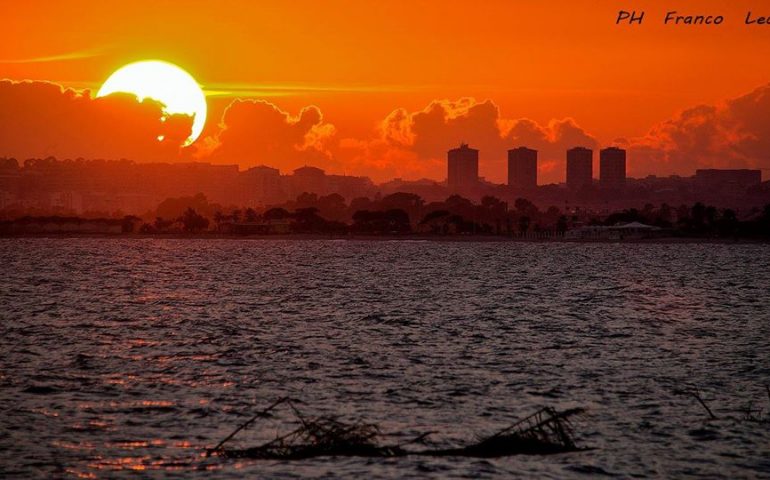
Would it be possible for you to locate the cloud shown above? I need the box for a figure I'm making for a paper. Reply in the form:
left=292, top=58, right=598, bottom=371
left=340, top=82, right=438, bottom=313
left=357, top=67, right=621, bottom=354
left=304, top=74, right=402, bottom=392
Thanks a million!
left=4, top=77, right=768, bottom=184
left=0, top=47, right=107, bottom=64
left=202, top=99, right=336, bottom=172
left=345, top=98, right=597, bottom=183
left=0, top=80, right=192, bottom=161
left=337, top=137, right=438, bottom=181
left=629, top=83, right=770, bottom=177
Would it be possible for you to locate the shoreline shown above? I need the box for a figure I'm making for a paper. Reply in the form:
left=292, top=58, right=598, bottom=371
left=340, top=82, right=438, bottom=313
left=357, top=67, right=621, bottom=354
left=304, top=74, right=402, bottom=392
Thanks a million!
left=0, top=233, right=766, bottom=244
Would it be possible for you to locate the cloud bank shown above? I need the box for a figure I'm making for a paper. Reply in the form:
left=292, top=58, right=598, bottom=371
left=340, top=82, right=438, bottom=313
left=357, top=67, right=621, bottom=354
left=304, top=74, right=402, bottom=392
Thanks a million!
left=1, top=79, right=768, bottom=184
left=628, top=83, right=770, bottom=177
left=341, top=98, right=597, bottom=183
left=201, top=99, right=335, bottom=172
left=0, top=80, right=192, bottom=161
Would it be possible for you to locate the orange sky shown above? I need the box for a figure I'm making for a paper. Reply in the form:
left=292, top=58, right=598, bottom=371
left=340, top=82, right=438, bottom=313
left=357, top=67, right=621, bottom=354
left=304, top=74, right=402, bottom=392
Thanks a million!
left=2, top=0, right=770, bottom=183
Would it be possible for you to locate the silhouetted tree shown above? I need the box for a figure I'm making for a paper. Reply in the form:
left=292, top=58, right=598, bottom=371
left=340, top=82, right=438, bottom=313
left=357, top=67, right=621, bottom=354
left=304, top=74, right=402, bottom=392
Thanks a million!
left=349, top=197, right=373, bottom=215
left=654, top=203, right=673, bottom=228
left=179, top=208, right=209, bottom=233
left=264, top=207, right=290, bottom=220
left=316, top=193, right=347, bottom=221
left=156, top=193, right=212, bottom=220
left=121, top=215, right=141, bottom=233
left=352, top=209, right=411, bottom=234
left=244, top=208, right=259, bottom=222
left=213, top=211, right=225, bottom=229
left=514, top=198, right=538, bottom=217
left=421, top=210, right=451, bottom=224
left=518, top=216, right=530, bottom=236
left=292, top=207, right=326, bottom=233
left=691, top=202, right=706, bottom=231
left=760, top=204, right=770, bottom=236
left=717, top=209, right=738, bottom=237
left=154, top=217, right=174, bottom=231
left=605, top=208, right=645, bottom=226
left=381, top=192, right=424, bottom=226
left=556, top=215, right=568, bottom=234
left=705, top=205, right=718, bottom=230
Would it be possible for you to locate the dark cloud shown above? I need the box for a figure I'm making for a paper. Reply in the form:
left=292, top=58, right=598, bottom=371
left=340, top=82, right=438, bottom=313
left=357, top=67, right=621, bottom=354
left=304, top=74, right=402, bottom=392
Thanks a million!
left=0, top=80, right=192, bottom=161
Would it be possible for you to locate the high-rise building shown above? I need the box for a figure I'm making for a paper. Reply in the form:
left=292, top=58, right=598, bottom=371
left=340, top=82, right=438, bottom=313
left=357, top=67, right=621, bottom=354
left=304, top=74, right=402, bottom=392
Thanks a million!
left=600, top=147, right=626, bottom=189
left=447, top=143, right=479, bottom=192
left=566, top=147, right=593, bottom=190
left=508, top=147, right=537, bottom=190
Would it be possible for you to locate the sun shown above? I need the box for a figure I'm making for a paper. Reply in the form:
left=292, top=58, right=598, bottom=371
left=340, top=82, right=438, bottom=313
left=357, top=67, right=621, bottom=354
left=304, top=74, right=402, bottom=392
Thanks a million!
left=97, top=60, right=207, bottom=145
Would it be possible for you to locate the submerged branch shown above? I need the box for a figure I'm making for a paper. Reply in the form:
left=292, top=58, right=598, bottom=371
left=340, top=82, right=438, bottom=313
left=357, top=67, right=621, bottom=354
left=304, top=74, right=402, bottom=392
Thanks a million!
left=207, top=396, right=291, bottom=456
left=211, top=401, right=586, bottom=460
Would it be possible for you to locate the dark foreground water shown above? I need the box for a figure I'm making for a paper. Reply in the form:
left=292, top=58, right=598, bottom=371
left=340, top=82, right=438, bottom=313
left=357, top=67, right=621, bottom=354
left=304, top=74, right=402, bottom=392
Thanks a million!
left=1, top=239, right=769, bottom=479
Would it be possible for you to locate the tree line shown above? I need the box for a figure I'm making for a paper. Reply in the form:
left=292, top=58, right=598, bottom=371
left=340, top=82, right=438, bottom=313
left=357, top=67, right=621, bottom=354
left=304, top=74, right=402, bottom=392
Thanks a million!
left=133, top=192, right=770, bottom=238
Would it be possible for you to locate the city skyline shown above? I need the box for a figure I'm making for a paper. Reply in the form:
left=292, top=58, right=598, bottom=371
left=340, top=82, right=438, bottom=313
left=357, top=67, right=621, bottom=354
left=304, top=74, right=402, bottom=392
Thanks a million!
left=3, top=1, right=770, bottom=184
left=2, top=78, right=769, bottom=185
left=1, top=151, right=765, bottom=219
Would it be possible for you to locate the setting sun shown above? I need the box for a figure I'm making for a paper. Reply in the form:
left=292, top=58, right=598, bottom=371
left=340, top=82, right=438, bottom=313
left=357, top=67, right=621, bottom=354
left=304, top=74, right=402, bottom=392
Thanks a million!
left=96, top=60, right=207, bottom=145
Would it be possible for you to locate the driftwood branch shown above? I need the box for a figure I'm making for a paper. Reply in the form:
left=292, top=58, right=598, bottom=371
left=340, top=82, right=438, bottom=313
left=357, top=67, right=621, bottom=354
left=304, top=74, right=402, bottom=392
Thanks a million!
left=689, top=389, right=717, bottom=420
left=207, top=396, right=291, bottom=456
left=212, top=400, right=586, bottom=460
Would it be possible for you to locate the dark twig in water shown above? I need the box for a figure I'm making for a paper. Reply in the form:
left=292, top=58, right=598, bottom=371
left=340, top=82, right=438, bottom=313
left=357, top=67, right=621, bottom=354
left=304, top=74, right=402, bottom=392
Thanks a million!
left=207, top=396, right=291, bottom=456
left=681, top=386, right=770, bottom=423
left=211, top=401, right=586, bottom=460
left=690, top=389, right=717, bottom=420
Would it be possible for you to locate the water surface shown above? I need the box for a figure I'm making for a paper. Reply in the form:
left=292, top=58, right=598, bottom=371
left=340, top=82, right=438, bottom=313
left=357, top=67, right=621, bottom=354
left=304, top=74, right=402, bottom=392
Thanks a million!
left=1, top=239, right=769, bottom=478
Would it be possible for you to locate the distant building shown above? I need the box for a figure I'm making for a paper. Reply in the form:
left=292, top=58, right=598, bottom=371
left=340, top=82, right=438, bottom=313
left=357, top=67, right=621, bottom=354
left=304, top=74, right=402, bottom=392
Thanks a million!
left=600, top=147, right=626, bottom=189
left=290, top=166, right=327, bottom=197
left=565, top=221, right=664, bottom=241
left=326, top=175, right=376, bottom=201
left=0, top=217, right=125, bottom=235
left=508, top=147, right=538, bottom=190
left=49, top=191, right=84, bottom=213
left=566, top=147, right=593, bottom=190
left=240, top=165, right=283, bottom=205
left=447, top=143, right=479, bottom=193
left=694, top=169, right=761, bottom=195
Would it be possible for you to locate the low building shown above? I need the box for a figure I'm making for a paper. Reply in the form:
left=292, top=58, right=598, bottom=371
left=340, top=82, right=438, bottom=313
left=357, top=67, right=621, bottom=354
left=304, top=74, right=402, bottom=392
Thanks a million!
left=695, top=169, right=761, bottom=195
left=565, top=222, right=663, bottom=240
left=0, top=217, right=125, bottom=235
left=218, top=219, right=292, bottom=235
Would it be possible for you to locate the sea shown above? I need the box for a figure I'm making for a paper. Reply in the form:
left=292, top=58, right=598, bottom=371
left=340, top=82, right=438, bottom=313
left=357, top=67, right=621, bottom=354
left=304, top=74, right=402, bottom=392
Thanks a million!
left=1, top=238, right=769, bottom=479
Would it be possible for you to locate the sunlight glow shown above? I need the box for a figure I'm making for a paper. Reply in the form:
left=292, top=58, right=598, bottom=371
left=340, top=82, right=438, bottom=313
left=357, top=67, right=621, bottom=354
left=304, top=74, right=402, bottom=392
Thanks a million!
left=97, top=60, right=207, bottom=145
